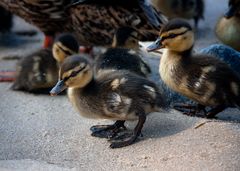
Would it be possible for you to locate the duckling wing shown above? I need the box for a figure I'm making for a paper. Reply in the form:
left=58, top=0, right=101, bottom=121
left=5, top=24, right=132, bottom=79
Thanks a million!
left=95, top=48, right=151, bottom=77
left=184, top=56, right=240, bottom=105
left=105, top=92, right=132, bottom=116
left=108, top=72, right=166, bottom=110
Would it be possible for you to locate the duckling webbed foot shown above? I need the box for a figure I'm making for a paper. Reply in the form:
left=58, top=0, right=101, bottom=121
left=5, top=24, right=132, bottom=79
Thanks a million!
left=205, top=105, right=226, bottom=118
left=109, top=114, right=146, bottom=148
left=90, top=120, right=126, bottom=139
left=173, top=103, right=207, bottom=117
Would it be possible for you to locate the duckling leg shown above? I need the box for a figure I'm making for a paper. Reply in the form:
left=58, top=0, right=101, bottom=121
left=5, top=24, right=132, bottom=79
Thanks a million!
left=173, top=103, right=206, bottom=116
left=109, top=113, right=146, bottom=148
left=90, top=120, right=126, bottom=139
left=205, top=105, right=226, bottom=118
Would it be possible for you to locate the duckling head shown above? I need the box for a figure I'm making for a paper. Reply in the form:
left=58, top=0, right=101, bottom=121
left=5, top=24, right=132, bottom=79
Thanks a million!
left=112, top=27, right=139, bottom=50
left=50, top=55, right=93, bottom=95
left=52, top=33, right=79, bottom=64
left=225, top=0, right=240, bottom=18
left=147, top=18, right=194, bottom=52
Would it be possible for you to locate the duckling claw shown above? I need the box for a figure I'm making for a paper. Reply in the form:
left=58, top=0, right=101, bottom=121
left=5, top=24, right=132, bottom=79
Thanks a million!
left=90, top=120, right=126, bottom=139
left=109, top=133, right=138, bottom=149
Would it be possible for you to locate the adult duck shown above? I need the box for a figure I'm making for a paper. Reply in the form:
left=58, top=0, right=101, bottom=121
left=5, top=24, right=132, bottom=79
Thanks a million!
left=0, top=0, right=167, bottom=48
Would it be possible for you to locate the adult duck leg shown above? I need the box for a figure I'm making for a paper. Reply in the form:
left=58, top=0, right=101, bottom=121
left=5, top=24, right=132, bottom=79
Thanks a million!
left=109, top=112, right=146, bottom=148
left=43, top=34, right=54, bottom=48
left=90, top=120, right=126, bottom=139
left=139, top=0, right=161, bottom=28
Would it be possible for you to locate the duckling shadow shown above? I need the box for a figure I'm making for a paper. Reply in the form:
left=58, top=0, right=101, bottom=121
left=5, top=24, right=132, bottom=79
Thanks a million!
left=126, top=110, right=198, bottom=139
left=134, top=109, right=240, bottom=140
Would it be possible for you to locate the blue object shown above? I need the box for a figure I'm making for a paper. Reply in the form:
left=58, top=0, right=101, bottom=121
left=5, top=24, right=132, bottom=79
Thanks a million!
left=200, top=44, right=240, bottom=75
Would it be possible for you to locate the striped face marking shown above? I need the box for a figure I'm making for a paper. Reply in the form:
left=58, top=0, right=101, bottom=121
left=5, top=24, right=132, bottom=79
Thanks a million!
left=62, top=63, right=87, bottom=81
left=160, top=27, right=189, bottom=41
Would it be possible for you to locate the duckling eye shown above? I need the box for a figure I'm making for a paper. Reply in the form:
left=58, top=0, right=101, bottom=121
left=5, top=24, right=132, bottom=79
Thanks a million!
left=70, top=70, right=79, bottom=78
left=168, top=33, right=177, bottom=39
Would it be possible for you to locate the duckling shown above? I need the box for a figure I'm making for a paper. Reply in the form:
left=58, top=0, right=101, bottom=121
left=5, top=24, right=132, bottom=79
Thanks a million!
left=52, top=33, right=80, bottom=64
left=95, top=27, right=151, bottom=77
left=147, top=18, right=240, bottom=118
left=215, top=0, right=240, bottom=51
left=50, top=55, right=166, bottom=148
left=11, top=33, right=79, bottom=93
left=0, top=0, right=167, bottom=48
left=151, top=0, right=204, bottom=28
left=11, top=48, right=58, bottom=93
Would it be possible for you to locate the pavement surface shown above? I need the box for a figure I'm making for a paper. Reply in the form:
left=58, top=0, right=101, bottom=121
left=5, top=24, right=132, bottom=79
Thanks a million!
left=1, top=0, right=240, bottom=170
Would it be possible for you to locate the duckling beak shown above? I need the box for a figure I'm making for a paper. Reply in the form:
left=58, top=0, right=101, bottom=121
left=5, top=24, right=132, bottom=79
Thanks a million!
left=146, top=37, right=163, bottom=52
left=50, top=80, right=67, bottom=96
left=224, top=5, right=236, bottom=18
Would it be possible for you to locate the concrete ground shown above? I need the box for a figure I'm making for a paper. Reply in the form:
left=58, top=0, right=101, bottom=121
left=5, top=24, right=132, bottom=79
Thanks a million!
left=1, top=0, right=240, bottom=170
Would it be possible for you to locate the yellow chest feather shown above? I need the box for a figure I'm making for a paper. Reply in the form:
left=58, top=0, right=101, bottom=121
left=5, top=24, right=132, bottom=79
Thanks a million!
left=159, top=50, right=182, bottom=91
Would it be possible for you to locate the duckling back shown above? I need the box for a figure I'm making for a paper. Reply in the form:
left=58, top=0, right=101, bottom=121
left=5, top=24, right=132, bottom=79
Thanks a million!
left=95, top=48, right=151, bottom=77
left=11, top=48, right=58, bottom=93
left=68, top=69, right=166, bottom=120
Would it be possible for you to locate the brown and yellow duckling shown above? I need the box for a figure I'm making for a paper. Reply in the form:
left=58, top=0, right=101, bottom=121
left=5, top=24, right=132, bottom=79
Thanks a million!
left=215, top=0, right=240, bottom=51
left=147, top=18, right=240, bottom=118
left=95, top=27, right=151, bottom=77
left=151, top=0, right=204, bottom=28
left=50, top=55, right=166, bottom=148
left=52, top=33, right=80, bottom=64
left=0, top=0, right=167, bottom=48
left=11, top=33, right=79, bottom=93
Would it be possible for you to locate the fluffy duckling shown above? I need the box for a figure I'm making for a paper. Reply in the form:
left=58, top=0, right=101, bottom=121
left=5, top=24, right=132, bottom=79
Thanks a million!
left=151, top=0, right=204, bottom=28
left=50, top=55, right=166, bottom=148
left=52, top=33, right=80, bottom=64
left=215, top=0, right=240, bottom=51
left=147, top=19, right=240, bottom=118
left=95, top=27, right=151, bottom=77
left=11, top=33, right=79, bottom=93
left=11, top=49, right=58, bottom=93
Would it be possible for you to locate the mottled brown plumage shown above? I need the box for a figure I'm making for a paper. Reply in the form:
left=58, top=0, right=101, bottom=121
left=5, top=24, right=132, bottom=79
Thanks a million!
left=0, top=0, right=167, bottom=46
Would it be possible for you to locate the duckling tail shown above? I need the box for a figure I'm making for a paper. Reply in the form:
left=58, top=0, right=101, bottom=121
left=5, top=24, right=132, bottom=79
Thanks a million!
left=155, top=91, right=168, bottom=111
